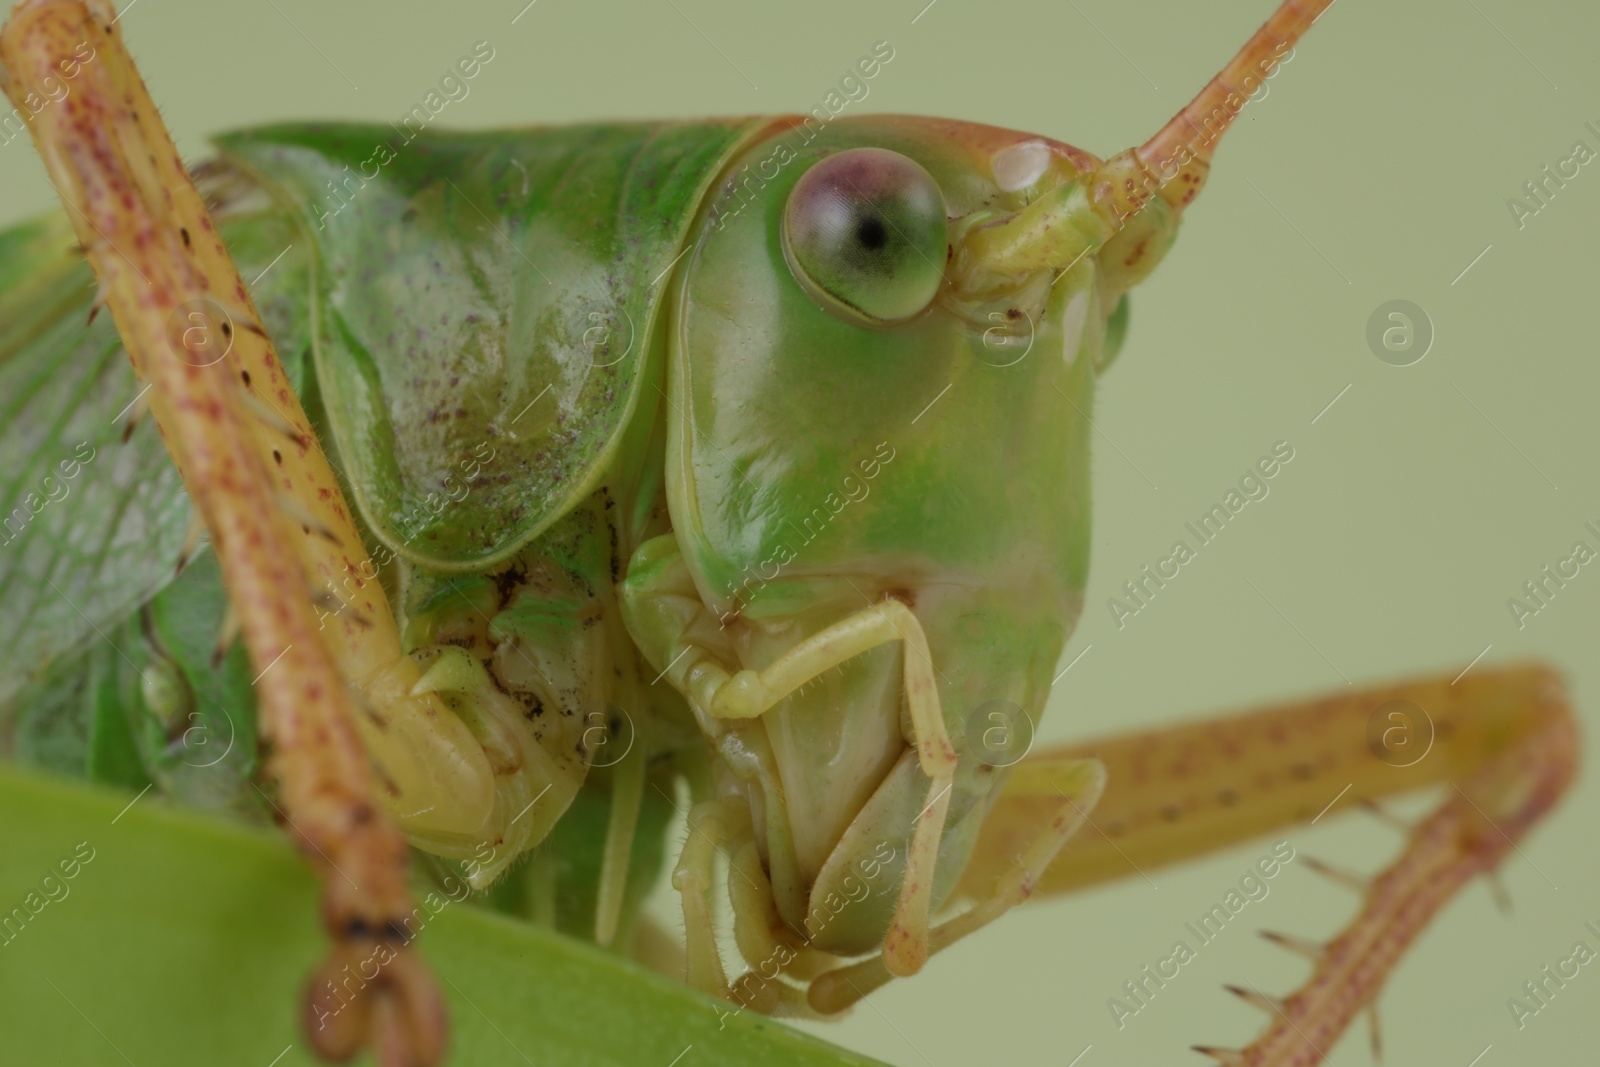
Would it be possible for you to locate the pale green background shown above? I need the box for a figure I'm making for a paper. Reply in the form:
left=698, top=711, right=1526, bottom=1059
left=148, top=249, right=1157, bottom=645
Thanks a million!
left=4, top=0, right=1599, bottom=1064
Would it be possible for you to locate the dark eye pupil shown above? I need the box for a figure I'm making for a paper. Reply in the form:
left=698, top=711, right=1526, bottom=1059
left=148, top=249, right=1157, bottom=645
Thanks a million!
left=856, top=216, right=888, bottom=250
left=782, top=147, right=947, bottom=324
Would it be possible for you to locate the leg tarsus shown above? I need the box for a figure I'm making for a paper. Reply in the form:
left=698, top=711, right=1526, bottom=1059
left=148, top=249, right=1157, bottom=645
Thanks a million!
left=306, top=939, right=447, bottom=1067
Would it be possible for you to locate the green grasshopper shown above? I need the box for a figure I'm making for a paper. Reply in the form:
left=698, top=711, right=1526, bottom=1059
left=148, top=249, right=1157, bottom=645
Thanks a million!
left=0, top=0, right=1579, bottom=1064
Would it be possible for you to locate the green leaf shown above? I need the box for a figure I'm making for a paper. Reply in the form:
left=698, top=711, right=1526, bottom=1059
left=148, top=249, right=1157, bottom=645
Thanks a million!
left=0, top=766, right=883, bottom=1067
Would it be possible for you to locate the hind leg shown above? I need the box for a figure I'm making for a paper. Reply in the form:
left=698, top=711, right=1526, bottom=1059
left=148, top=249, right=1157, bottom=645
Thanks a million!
left=959, top=665, right=1577, bottom=1063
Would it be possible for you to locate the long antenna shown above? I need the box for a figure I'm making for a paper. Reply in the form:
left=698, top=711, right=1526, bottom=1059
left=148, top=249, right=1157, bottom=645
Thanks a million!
left=1097, top=0, right=1338, bottom=223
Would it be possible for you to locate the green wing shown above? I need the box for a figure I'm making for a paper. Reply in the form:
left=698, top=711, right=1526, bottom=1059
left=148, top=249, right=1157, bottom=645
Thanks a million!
left=0, top=208, right=309, bottom=707
left=215, top=120, right=762, bottom=572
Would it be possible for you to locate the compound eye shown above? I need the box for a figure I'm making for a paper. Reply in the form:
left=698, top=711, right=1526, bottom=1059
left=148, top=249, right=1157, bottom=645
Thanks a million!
left=782, top=147, right=948, bottom=327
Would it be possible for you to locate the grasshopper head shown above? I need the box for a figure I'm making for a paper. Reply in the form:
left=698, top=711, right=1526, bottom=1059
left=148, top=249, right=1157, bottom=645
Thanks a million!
left=650, top=5, right=1316, bottom=962
left=663, top=114, right=1103, bottom=954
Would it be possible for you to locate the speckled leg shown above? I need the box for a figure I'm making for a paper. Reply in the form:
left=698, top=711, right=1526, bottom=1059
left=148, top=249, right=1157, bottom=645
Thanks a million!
left=0, top=4, right=455, bottom=1063
left=963, top=665, right=1578, bottom=1066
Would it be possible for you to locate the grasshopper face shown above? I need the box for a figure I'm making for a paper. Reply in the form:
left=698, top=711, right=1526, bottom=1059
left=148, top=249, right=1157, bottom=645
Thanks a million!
left=644, top=116, right=1172, bottom=955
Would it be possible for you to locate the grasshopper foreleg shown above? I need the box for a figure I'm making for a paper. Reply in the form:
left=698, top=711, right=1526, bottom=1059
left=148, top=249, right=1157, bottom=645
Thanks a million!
left=666, top=596, right=960, bottom=978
